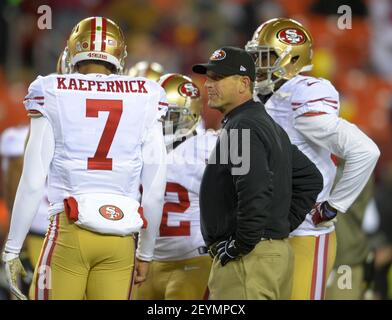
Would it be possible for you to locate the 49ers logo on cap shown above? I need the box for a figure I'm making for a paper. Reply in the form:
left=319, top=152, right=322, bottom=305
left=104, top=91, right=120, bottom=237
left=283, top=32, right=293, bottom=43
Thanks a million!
left=179, top=82, right=200, bottom=98
left=210, top=49, right=226, bottom=61
left=99, top=205, right=124, bottom=221
left=277, top=28, right=306, bottom=45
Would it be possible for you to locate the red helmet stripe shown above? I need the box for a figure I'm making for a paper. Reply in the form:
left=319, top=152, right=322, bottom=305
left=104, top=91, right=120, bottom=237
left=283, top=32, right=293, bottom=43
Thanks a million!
left=90, top=17, right=96, bottom=51
left=160, top=74, right=177, bottom=88
left=102, top=17, right=107, bottom=51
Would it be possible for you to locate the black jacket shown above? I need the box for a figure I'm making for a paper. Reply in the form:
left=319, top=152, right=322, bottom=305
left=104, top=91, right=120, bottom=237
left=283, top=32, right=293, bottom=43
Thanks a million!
left=199, top=99, right=323, bottom=255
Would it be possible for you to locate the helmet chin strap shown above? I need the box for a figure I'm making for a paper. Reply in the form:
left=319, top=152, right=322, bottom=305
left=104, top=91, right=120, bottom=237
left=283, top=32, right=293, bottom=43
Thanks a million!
left=254, top=65, right=287, bottom=95
left=254, top=46, right=292, bottom=96
left=164, top=134, right=177, bottom=148
left=299, top=64, right=313, bottom=72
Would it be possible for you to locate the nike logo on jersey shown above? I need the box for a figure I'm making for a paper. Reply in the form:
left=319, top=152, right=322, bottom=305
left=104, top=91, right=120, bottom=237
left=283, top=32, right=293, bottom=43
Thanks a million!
left=57, top=77, right=148, bottom=93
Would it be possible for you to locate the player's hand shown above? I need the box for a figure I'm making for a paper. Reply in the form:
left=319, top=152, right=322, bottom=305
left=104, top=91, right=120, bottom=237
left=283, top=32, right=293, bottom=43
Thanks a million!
left=134, top=258, right=150, bottom=285
left=2, top=251, right=28, bottom=300
left=216, top=237, right=241, bottom=266
left=311, top=201, right=337, bottom=226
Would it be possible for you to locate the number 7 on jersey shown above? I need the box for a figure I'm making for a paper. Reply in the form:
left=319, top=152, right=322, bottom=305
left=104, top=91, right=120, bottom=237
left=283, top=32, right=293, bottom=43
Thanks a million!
left=86, top=99, right=123, bottom=170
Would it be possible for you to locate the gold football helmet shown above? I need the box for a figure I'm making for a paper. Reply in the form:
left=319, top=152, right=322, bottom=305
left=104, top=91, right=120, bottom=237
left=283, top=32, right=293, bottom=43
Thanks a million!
left=66, top=17, right=127, bottom=73
left=158, top=73, right=201, bottom=145
left=245, top=18, right=313, bottom=94
left=128, top=61, right=164, bottom=81
left=56, top=48, right=71, bottom=74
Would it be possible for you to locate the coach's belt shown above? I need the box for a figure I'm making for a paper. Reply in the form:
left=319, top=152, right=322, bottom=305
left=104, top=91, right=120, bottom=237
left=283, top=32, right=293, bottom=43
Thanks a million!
left=197, top=246, right=208, bottom=255
left=208, top=242, right=219, bottom=259
left=208, top=238, right=269, bottom=258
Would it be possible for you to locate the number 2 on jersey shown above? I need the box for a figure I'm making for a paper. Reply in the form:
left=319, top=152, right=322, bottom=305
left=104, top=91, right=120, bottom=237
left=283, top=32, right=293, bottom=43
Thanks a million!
left=86, top=99, right=123, bottom=170
left=159, top=182, right=191, bottom=236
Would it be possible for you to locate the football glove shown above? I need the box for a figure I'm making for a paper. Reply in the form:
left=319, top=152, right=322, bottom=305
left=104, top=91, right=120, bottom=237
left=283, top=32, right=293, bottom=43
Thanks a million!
left=216, top=237, right=241, bottom=266
left=2, top=252, right=28, bottom=300
left=311, top=201, right=337, bottom=226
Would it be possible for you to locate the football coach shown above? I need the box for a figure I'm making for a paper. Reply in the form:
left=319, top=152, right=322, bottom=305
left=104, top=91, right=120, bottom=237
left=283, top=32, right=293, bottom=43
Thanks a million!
left=193, top=46, right=323, bottom=300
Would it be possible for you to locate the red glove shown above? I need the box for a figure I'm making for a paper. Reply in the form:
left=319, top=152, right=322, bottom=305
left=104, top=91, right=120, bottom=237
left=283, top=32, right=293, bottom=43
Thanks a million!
left=311, top=201, right=337, bottom=225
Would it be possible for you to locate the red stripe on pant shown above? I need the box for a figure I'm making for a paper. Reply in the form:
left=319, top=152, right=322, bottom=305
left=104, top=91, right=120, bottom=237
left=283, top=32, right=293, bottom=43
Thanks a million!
left=43, top=214, right=60, bottom=300
left=310, top=234, right=329, bottom=300
left=203, top=287, right=210, bottom=300
left=320, top=233, right=330, bottom=299
left=128, top=239, right=137, bottom=300
left=35, top=215, right=59, bottom=300
left=310, top=236, right=320, bottom=300
left=34, top=220, right=52, bottom=300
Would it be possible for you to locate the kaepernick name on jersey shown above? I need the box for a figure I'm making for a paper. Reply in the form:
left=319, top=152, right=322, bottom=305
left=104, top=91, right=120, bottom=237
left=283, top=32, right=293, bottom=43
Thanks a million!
left=57, top=76, right=148, bottom=93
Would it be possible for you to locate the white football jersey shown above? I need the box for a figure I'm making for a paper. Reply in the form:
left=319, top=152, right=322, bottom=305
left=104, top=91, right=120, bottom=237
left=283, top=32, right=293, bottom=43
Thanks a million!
left=153, top=130, right=218, bottom=261
left=0, top=125, right=50, bottom=235
left=265, top=75, right=339, bottom=236
left=24, top=73, right=167, bottom=216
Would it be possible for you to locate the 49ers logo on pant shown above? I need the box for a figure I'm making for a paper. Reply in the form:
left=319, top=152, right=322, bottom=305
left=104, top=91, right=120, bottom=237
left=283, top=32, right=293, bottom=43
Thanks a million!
left=99, top=205, right=124, bottom=221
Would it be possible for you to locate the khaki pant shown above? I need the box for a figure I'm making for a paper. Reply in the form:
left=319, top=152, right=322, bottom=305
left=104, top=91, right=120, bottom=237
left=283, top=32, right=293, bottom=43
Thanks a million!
left=133, top=255, right=212, bottom=300
left=29, top=213, right=135, bottom=300
left=208, top=239, right=294, bottom=300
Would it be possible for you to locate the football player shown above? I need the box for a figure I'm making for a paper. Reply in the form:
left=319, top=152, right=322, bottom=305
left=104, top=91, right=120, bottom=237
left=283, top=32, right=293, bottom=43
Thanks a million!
left=246, top=18, right=380, bottom=300
left=127, top=61, right=164, bottom=81
left=1, top=16, right=167, bottom=300
left=133, top=73, right=217, bottom=300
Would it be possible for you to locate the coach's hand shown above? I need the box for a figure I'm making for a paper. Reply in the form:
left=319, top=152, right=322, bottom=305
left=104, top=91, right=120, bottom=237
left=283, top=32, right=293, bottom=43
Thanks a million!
left=311, top=201, right=337, bottom=226
left=216, top=238, right=241, bottom=266
left=2, top=251, right=28, bottom=300
left=134, top=258, right=150, bottom=285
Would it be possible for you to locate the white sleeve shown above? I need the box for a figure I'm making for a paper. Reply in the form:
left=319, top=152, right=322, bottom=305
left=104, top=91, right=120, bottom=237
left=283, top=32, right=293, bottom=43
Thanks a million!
left=24, top=76, right=46, bottom=118
left=136, top=120, right=167, bottom=261
left=4, top=117, right=54, bottom=254
left=294, top=114, right=380, bottom=213
left=291, top=79, right=340, bottom=118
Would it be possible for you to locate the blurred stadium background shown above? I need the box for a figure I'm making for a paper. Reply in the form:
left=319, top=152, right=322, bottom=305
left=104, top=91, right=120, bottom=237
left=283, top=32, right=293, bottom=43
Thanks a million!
left=0, top=0, right=391, bottom=299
